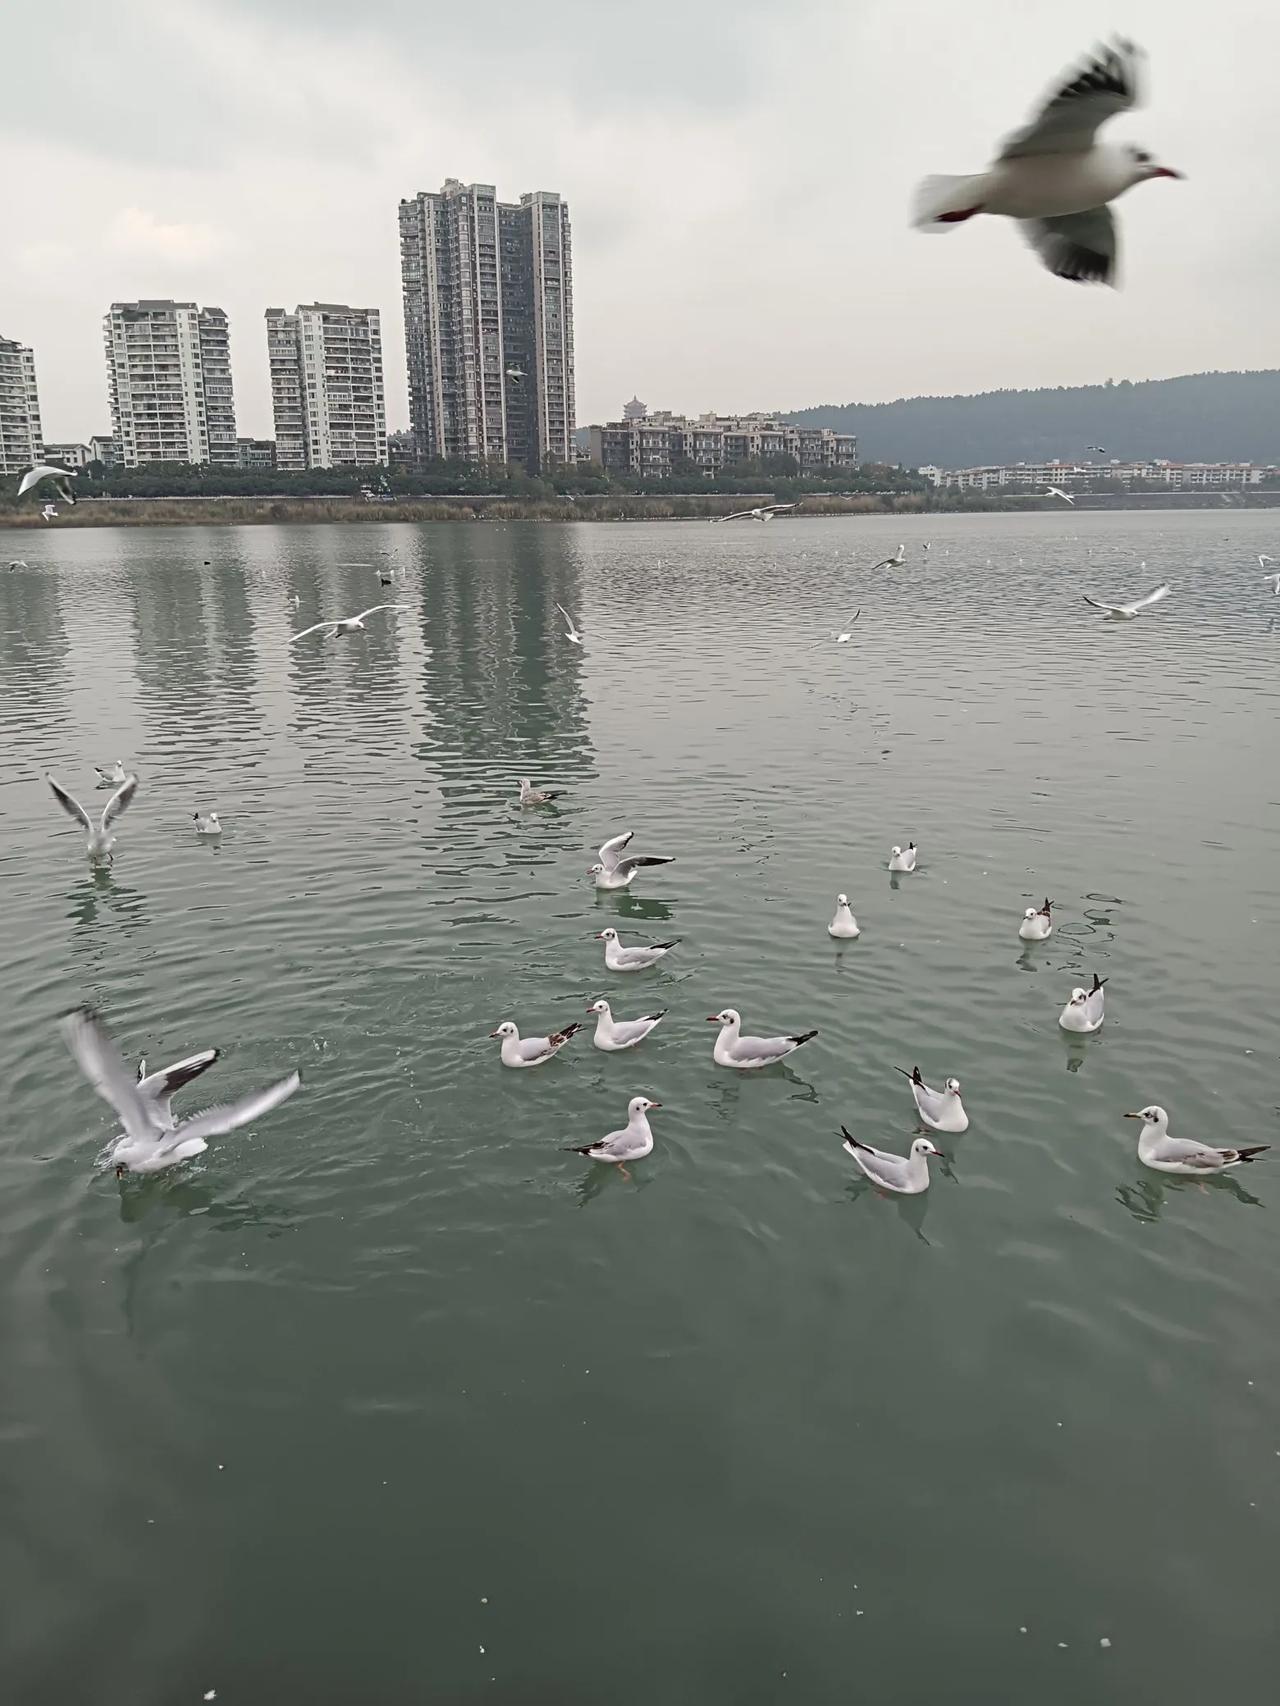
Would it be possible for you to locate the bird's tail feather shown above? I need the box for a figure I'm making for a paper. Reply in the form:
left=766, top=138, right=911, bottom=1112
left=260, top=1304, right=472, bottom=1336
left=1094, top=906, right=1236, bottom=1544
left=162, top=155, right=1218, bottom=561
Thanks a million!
left=1237, top=1146, right=1270, bottom=1163
left=790, top=1030, right=819, bottom=1046
left=912, top=173, right=988, bottom=231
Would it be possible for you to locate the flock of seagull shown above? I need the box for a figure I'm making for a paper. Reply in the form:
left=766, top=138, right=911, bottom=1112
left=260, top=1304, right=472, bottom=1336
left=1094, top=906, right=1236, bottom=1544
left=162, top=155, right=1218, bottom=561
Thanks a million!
left=38, top=530, right=1276, bottom=1190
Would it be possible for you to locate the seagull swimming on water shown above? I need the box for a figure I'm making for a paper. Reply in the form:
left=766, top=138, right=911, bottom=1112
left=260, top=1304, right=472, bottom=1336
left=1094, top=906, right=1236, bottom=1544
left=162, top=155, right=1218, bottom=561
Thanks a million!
left=518, top=777, right=561, bottom=807
left=895, top=1065, right=969, bottom=1133
left=1019, top=898, right=1054, bottom=941
left=554, top=602, right=583, bottom=645
left=94, top=760, right=128, bottom=787
left=193, top=810, right=222, bottom=836
left=489, top=1018, right=583, bottom=1069
left=288, top=604, right=408, bottom=643
left=888, top=842, right=918, bottom=873
left=1126, top=1105, right=1269, bottom=1176
left=564, top=1095, right=661, bottom=1175
left=60, top=1007, right=301, bottom=1177
left=596, top=927, right=679, bottom=972
left=841, top=1128, right=943, bottom=1195
left=586, top=999, right=666, bottom=1052
left=1082, top=582, right=1170, bottom=619
left=707, top=1008, right=818, bottom=1070
left=47, top=772, right=137, bottom=862
left=588, top=829, right=675, bottom=890
left=828, top=894, right=860, bottom=939
left=1059, top=972, right=1106, bottom=1033
left=19, top=463, right=78, bottom=505
left=912, top=38, right=1181, bottom=285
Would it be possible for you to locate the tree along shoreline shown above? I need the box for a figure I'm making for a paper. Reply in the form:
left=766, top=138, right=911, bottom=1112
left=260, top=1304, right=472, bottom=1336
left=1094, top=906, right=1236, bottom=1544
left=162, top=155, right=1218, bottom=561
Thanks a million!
left=3, top=489, right=1279, bottom=528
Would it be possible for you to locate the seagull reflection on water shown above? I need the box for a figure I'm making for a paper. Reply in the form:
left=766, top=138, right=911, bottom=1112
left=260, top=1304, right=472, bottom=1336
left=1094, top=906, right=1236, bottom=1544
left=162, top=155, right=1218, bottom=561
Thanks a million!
left=844, top=1176, right=934, bottom=1245
left=1116, top=1171, right=1264, bottom=1224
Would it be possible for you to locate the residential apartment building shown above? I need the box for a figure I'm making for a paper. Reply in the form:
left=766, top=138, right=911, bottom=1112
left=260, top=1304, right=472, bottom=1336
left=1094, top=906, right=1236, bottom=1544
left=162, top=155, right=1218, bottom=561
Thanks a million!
left=587, top=413, right=859, bottom=479
left=399, top=180, right=575, bottom=471
left=103, top=301, right=239, bottom=468
left=921, top=459, right=1273, bottom=491
left=89, top=434, right=117, bottom=466
left=236, top=437, right=276, bottom=470
left=265, top=304, right=387, bottom=470
left=43, top=442, right=93, bottom=469
left=0, top=334, right=43, bottom=475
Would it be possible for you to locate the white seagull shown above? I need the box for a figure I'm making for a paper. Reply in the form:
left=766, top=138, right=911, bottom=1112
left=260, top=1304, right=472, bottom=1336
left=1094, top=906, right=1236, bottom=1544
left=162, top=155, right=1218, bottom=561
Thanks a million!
left=1258, top=554, right=1275, bottom=567
left=19, top=463, right=78, bottom=504
left=596, top=927, right=679, bottom=972
left=1083, top=582, right=1171, bottom=619
left=586, top=999, right=666, bottom=1052
left=1059, top=972, right=1106, bottom=1033
left=1019, top=898, right=1054, bottom=941
left=896, top=1065, right=969, bottom=1134
left=588, top=829, right=675, bottom=890
left=870, top=544, right=906, bottom=569
left=888, top=842, right=918, bottom=873
left=60, top=1007, right=301, bottom=1178
left=718, top=502, right=797, bottom=522
left=135, top=1046, right=221, bottom=1129
left=707, top=1008, right=818, bottom=1070
left=817, top=610, right=861, bottom=646
left=1265, top=573, right=1280, bottom=596
left=288, top=604, right=408, bottom=643
left=842, top=1128, right=943, bottom=1195
left=505, top=366, right=527, bottom=380
left=912, top=38, right=1181, bottom=285
left=564, top=1095, right=660, bottom=1174
left=94, top=760, right=128, bottom=787
left=41, top=503, right=59, bottom=522
left=518, top=777, right=561, bottom=807
left=193, top=810, right=222, bottom=836
left=1046, top=486, right=1075, bottom=505
left=828, top=894, right=860, bottom=939
left=1126, top=1105, right=1269, bottom=1176
left=489, top=1018, right=583, bottom=1068
left=47, top=772, right=138, bottom=863
left=554, top=602, right=583, bottom=645
left=8, top=560, right=30, bottom=570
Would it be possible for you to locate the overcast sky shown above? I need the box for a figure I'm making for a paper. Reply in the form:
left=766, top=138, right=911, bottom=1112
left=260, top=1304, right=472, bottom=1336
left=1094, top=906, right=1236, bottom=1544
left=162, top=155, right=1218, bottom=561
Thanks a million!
left=6, top=0, right=1278, bottom=442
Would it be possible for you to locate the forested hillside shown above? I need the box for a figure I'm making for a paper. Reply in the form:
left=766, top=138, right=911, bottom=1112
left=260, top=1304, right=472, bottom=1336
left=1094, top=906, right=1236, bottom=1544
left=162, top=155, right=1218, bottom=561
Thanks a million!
left=786, top=371, right=1280, bottom=468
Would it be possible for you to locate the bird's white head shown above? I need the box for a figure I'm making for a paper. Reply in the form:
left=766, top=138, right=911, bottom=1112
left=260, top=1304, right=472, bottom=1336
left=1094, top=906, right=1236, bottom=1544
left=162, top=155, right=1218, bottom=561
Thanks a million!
left=587, top=862, right=604, bottom=876
left=587, top=999, right=611, bottom=1015
left=1125, top=1104, right=1168, bottom=1127
left=1069, top=988, right=1087, bottom=1005
left=1024, top=908, right=1037, bottom=920
left=891, top=846, right=903, bottom=859
left=489, top=1020, right=518, bottom=1039
left=836, top=893, right=850, bottom=907
left=912, top=1137, right=943, bottom=1159
left=707, top=1008, right=740, bottom=1027
left=596, top=927, right=618, bottom=943
left=944, top=1077, right=962, bottom=1096
left=630, top=1095, right=662, bottom=1116
left=1123, top=143, right=1183, bottom=186
left=518, top=777, right=531, bottom=790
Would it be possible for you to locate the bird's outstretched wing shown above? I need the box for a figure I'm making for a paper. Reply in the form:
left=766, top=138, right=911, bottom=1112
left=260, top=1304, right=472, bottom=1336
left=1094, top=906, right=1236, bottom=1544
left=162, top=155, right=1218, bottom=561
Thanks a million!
left=1130, top=583, right=1171, bottom=611
left=1082, top=595, right=1117, bottom=612
left=598, top=830, right=634, bottom=869
left=353, top=603, right=409, bottom=623
left=164, top=1071, right=302, bottom=1149
left=46, top=775, right=92, bottom=830
left=99, top=774, right=138, bottom=831
left=554, top=601, right=579, bottom=628
left=999, top=38, right=1143, bottom=160
left=288, top=620, right=339, bottom=644
left=1021, top=207, right=1117, bottom=285
left=717, top=509, right=756, bottom=523
left=60, top=1008, right=158, bottom=1144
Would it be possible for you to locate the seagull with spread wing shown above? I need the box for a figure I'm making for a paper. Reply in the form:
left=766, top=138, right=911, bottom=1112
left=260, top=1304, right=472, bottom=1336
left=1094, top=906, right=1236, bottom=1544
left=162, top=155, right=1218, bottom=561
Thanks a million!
left=913, top=38, right=1182, bottom=284
left=554, top=602, right=583, bottom=645
left=47, top=772, right=138, bottom=863
left=19, top=463, right=78, bottom=505
left=288, top=604, right=408, bottom=644
left=1082, top=582, right=1171, bottom=619
left=1045, top=486, right=1075, bottom=505
left=717, top=503, right=797, bottom=523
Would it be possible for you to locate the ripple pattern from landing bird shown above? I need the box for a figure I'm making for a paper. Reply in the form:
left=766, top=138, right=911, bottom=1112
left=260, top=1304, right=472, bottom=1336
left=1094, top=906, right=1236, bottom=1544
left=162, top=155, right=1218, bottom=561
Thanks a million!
left=0, top=513, right=1278, bottom=1704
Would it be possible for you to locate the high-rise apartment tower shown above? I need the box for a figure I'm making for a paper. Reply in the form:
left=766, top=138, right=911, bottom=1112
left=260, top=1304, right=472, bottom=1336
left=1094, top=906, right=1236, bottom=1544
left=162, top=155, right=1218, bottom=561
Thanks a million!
left=0, top=334, right=43, bottom=475
left=103, top=301, right=238, bottom=467
left=399, top=180, right=574, bottom=471
left=265, top=304, right=387, bottom=470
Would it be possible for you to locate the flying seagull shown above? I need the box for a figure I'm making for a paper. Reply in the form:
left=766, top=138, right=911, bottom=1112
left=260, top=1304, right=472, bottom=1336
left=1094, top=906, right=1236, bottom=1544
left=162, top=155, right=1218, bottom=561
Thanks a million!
left=554, top=601, right=583, bottom=645
left=41, top=504, right=59, bottom=522
left=1082, top=582, right=1171, bottom=619
left=1045, top=486, right=1075, bottom=504
left=870, top=544, right=906, bottom=569
left=19, top=463, right=78, bottom=505
left=60, top=1007, right=301, bottom=1178
left=913, top=38, right=1182, bottom=285
left=47, top=772, right=138, bottom=862
left=1087, top=444, right=1108, bottom=453
left=288, top=604, right=408, bottom=643
left=588, top=829, right=675, bottom=891
left=717, top=502, right=797, bottom=522
left=505, top=366, right=527, bottom=380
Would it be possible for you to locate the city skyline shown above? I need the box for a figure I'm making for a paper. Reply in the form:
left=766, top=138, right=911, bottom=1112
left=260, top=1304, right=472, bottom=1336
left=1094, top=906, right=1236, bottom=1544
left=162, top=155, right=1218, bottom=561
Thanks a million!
left=6, top=1, right=1280, bottom=444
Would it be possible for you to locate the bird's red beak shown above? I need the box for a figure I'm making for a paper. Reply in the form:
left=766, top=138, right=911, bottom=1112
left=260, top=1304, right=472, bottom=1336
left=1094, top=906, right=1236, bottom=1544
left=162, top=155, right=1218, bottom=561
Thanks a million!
left=488, top=1030, right=502, bottom=1038
left=1123, top=1111, right=1143, bottom=1119
left=706, top=1014, right=722, bottom=1022
left=648, top=1101, right=663, bottom=1110
left=1151, top=166, right=1183, bottom=179
left=594, top=932, right=606, bottom=940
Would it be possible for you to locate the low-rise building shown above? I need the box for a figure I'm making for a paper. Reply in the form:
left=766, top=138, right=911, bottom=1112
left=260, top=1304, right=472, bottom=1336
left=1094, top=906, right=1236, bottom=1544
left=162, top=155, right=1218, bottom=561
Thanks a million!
left=922, top=459, right=1274, bottom=491
left=586, top=411, right=858, bottom=478
left=88, top=434, right=117, bottom=466
left=236, top=437, right=276, bottom=470
left=44, top=442, right=92, bottom=469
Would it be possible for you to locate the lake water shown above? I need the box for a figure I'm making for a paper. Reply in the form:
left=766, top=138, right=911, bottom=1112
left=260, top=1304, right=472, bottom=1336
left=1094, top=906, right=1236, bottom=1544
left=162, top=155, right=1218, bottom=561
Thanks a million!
left=2, top=512, right=1278, bottom=1704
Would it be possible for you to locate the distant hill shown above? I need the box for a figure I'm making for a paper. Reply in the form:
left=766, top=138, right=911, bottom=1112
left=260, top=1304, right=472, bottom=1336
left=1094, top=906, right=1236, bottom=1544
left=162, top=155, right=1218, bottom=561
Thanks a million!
left=785, top=370, right=1280, bottom=469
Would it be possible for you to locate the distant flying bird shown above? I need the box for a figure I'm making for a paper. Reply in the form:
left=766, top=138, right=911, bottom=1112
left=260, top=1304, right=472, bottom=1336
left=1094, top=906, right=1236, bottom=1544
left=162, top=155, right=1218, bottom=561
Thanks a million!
left=41, top=504, right=59, bottom=522
left=19, top=463, right=78, bottom=505
left=1267, top=574, right=1280, bottom=596
left=1082, top=582, right=1171, bottom=619
left=46, top=772, right=138, bottom=863
left=8, top=560, right=30, bottom=571
left=554, top=601, right=583, bottom=644
left=870, top=544, right=906, bottom=569
left=505, top=366, right=527, bottom=380
left=1087, top=444, right=1108, bottom=453
left=1045, top=487, right=1075, bottom=504
left=912, top=38, right=1181, bottom=285
left=717, top=503, right=797, bottom=522
left=288, top=604, right=408, bottom=644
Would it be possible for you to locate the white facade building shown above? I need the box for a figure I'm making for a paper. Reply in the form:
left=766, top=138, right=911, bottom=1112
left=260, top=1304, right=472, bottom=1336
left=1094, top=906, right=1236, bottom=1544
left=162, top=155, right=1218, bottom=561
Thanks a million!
left=104, top=301, right=238, bottom=468
left=588, top=412, right=858, bottom=479
left=265, top=304, right=387, bottom=470
left=0, top=334, right=43, bottom=475
left=922, top=459, right=1273, bottom=491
